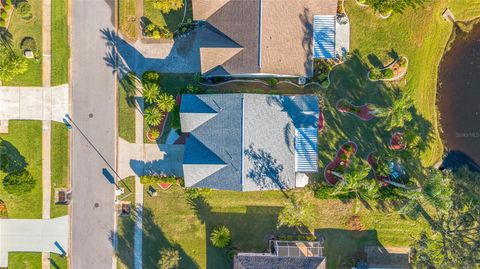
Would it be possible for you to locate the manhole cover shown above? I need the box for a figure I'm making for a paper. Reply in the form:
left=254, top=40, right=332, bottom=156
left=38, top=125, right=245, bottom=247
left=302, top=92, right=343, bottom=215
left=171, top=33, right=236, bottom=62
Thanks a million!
left=94, top=202, right=99, bottom=208
left=89, top=113, right=94, bottom=118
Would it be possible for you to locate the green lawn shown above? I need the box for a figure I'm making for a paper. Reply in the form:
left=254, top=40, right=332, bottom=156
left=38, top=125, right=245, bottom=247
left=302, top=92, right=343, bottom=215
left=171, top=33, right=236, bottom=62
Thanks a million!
left=49, top=253, right=68, bottom=269
left=50, top=122, right=69, bottom=218
left=143, top=0, right=192, bottom=32
left=3, top=0, right=43, bottom=86
left=118, top=84, right=136, bottom=143
left=119, top=0, right=137, bottom=40
left=8, top=253, right=41, bottom=269
left=143, top=187, right=432, bottom=269
left=0, top=121, right=43, bottom=219
left=116, top=176, right=136, bottom=269
left=51, top=0, right=70, bottom=85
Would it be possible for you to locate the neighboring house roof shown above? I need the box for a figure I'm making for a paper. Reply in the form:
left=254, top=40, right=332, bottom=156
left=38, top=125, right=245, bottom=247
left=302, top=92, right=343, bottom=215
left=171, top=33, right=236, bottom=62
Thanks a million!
left=233, top=255, right=326, bottom=269
left=193, top=0, right=337, bottom=77
left=180, top=94, right=319, bottom=191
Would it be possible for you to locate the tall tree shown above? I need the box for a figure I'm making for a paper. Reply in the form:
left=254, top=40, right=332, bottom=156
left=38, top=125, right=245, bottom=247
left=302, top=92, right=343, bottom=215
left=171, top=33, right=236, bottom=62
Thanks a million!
left=148, top=0, right=184, bottom=13
left=332, top=157, right=379, bottom=212
left=376, top=92, right=413, bottom=131
left=411, top=167, right=480, bottom=268
left=0, top=47, right=28, bottom=82
left=158, top=248, right=181, bottom=269
left=277, top=195, right=315, bottom=229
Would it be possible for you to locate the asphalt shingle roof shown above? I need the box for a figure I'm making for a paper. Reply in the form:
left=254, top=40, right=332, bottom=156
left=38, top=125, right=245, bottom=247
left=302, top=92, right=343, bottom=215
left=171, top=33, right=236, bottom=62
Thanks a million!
left=181, top=94, right=319, bottom=191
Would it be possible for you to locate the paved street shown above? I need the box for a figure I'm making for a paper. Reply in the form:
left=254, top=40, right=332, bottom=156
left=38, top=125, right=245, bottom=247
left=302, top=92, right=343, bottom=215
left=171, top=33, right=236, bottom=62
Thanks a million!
left=71, top=0, right=117, bottom=268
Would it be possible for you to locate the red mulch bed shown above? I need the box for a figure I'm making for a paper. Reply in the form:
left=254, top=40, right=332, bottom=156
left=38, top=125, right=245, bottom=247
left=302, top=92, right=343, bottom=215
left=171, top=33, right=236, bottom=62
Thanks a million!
left=324, top=142, right=358, bottom=185
left=157, top=182, right=173, bottom=190
left=336, top=99, right=375, bottom=121
left=390, top=132, right=406, bottom=150
left=319, top=107, right=325, bottom=132
left=367, top=152, right=389, bottom=186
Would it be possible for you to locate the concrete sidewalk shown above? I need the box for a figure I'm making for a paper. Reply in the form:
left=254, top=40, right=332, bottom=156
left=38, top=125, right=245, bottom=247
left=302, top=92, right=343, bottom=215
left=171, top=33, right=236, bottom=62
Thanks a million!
left=0, top=216, right=69, bottom=267
left=0, top=85, right=69, bottom=122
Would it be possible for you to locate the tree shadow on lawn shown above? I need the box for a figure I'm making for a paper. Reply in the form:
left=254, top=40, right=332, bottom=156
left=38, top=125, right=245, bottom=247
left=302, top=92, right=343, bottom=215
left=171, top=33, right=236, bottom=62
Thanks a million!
left=314, top=228, right=384, bottom=269
left=187, top=193, right=303, bottom=268
left=115, top=206, right=199, bottom=269
left=0, top=139, right=28, bottom=173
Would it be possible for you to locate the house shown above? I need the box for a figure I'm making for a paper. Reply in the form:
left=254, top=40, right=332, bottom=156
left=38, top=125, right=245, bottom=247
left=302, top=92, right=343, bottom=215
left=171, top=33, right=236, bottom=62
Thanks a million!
left=180, top=94, right=319, bottom=191
left=192, top=0, right=345, bottom=78
left=233, top=240, right=326, bottom=269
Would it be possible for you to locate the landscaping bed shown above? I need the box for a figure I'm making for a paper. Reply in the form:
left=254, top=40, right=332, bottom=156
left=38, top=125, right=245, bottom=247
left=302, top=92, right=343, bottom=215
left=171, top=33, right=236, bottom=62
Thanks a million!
left=336, top=99, right=376, bottom=121
left=142, top=0, right=193, bottom=39
left=389, top=132, right=406, bottom=150
left=368, top=56, right=408, bottom=82
left=324, top=142, right=358, bottom=185
left=366, top=152, right=389, bottom=185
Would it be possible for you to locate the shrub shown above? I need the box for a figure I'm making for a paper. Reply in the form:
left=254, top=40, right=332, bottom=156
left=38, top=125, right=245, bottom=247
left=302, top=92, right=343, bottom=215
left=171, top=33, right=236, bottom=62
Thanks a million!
left=149, top=0, right=183, bottom=13
left=3, top=0, right=11, bottom=11
left=148, top=127, right=160, bottom=140
left=398, top=57, right=407, bottom=67
left=142, top=70, right=161, bottom=84
left=20, top=36, right=37, bottom=52
left=382, top=68, right=394, bottom=79
left=320, top=79, right=329, bottom=88
left=144, top=23, right=173, bottom=39
left=185, top=188, right=202, bottom=199
left=17, top=2, right=32, bottom=20
left=370, top=67, right=382, bottom=80
left=183, top=84, right=203, bottom=94
left=266, top=78, right=278, bottom=88
left=157, top=93, right=175, bottom=112
left=210, top=226, right=231, bottom=248
left=314, top=184, right=335, bottom=199
left=144, top=106, right=164, bottom=126
left=2, top=169, right=35, bottom=195
left=140, top=174, right=178, bottom=185
left=0, top=9, right=7, bottom=19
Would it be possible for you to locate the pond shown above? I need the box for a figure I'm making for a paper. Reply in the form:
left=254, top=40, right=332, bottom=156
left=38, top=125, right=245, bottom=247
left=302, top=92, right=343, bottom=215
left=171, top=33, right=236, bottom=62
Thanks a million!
left=438, top=22, right=480, bottom=170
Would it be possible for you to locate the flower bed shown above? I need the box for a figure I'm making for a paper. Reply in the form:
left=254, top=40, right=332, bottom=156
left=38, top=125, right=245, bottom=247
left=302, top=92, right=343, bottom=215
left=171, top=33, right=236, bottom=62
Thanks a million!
left=336, top=99, right=376, bottom=121
left=324, top=142, right=358, bottom=185
left=318, top=107, right=325, bottom=133
left=368, top=57, right=408, bottom=82
left=390, top=132, right=406, bottom=150
left=146, top=112, right=169, bottom=142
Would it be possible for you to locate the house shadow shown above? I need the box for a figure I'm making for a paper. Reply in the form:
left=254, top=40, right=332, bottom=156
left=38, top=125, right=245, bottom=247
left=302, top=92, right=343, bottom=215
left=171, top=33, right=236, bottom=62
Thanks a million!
left=100, top=27, right=200, bottom=79
left=115, top=206, right=198, bottom=268
left=314, top=228, right=384, bottom=269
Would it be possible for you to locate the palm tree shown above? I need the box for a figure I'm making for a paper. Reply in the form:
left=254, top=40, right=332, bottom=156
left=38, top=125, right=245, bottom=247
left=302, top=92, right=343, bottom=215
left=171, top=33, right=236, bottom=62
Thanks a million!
left=376, top=92, right=413, bottom=131
left=422, top=169, right=453, bottom=213
left=158, top=248, right=181, bottom=269
left=332, top=158, right=379, bottom=213
left=210, top=226, right=231, bottom=248
left=142, top=82, right=160, bottom=104
left=144, top=106, right=163, bottom=126
left=157, top=93, right=176, bottom=112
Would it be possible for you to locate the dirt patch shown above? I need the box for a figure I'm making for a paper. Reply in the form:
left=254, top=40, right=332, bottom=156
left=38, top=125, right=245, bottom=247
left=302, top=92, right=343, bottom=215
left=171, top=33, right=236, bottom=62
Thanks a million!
left=346, top=215, right=364, bottom=231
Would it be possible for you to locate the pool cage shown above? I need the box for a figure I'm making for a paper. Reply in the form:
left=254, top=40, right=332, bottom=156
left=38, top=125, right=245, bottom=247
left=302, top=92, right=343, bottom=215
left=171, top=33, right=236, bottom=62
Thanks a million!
left=269, top=240, right=324, bottom=257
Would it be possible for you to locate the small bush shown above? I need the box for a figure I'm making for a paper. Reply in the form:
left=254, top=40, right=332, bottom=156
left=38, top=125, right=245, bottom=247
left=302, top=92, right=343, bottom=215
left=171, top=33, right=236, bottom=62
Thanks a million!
left=382, top=68, right=394, bottom=79
left=314, top=184, right=334, bottom=199
left=183, top=84, right=204, bottom=94
left=20, top=36, right=37, bottom=51
left=141, top=70, right=161, bottom=84
left=17, top=2, right=32, bottom=20
left=266, top=78, right=278, bottom=88
left=148, top=127, right=160, bottom=140
left=370, top=67, right=382, bottom=80
left=144, top=23, right=173, bottom=39
left=3, top=169, right=35, bottom=195
left=185, top=188, right=202, bottom=199
left=210, top=226, right=231, bottom=248
left=398, top=57, right=407, bottom=67
left=0, top=9, right=7, bottom=19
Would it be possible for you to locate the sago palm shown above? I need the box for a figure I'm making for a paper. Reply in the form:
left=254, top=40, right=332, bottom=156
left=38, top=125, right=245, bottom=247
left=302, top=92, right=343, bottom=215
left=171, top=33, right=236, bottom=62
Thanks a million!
left=142, top=82, right=160, bottom=104
left=210, top=226, right=231, bottom=248
left=157, top=93, right=176, bottom=112
left=144, top=106, right=163, bottom=126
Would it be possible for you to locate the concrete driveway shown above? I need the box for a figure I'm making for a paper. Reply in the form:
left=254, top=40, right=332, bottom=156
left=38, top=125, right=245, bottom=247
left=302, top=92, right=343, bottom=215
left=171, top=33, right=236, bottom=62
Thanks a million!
left=118, top=138, right=184, bottom=178
left=0, top=216, right=69, bottom=267
left=0, top=85, right=68, bottom=122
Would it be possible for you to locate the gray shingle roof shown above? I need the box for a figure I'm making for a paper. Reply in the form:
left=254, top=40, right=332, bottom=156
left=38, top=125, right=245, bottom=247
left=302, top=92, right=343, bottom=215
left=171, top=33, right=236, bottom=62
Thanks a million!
left=233, top=254, right=326, bottom=269
left=180, top=94, right=319, bottom=191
